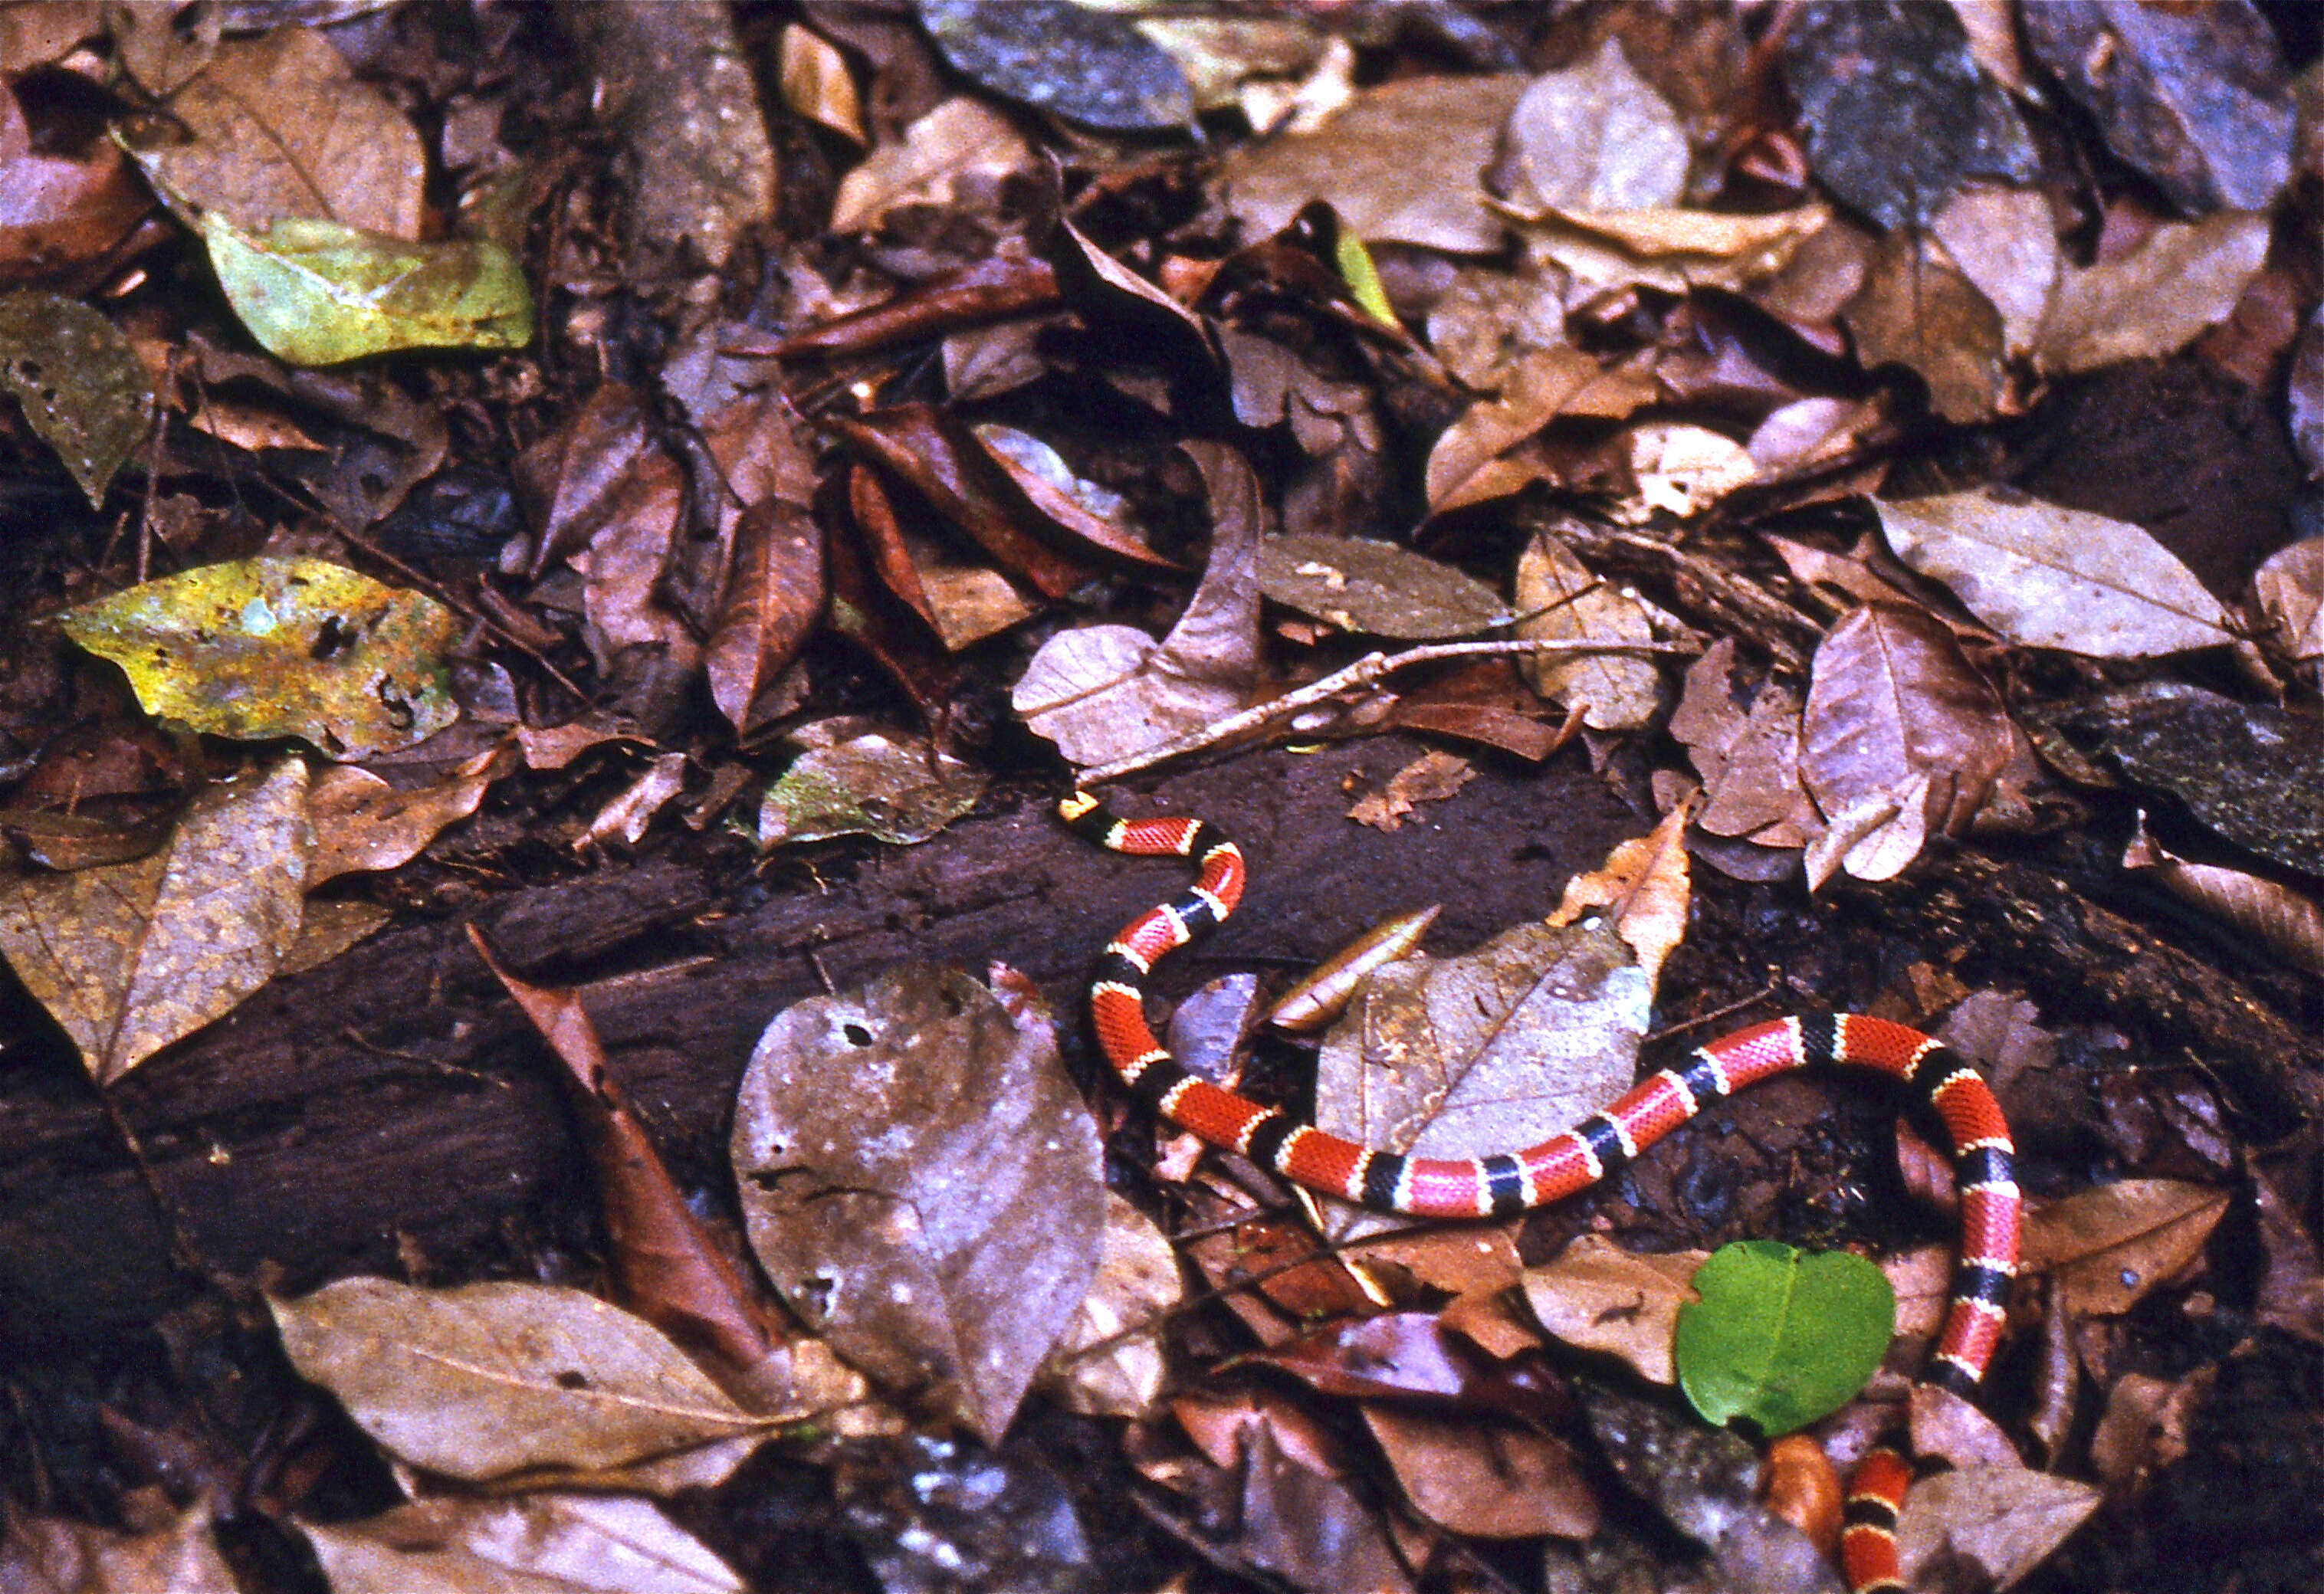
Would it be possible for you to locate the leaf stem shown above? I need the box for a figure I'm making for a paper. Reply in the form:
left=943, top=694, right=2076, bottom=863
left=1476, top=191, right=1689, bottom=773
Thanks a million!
left=1078, top=636, right=1692, bottom=785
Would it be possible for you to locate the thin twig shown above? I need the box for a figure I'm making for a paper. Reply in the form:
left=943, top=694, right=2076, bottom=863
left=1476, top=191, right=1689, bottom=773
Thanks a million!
left=1078, top=636, right=1691, bottom=786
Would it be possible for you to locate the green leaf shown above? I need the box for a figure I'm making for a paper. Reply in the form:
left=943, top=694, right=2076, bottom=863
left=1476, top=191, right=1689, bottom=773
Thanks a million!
left=60, top=556, right=460, bottom=759
left=1332, top=227, right=1400, bottom=330
left=1674, top=1240, right=1895, bottom=1435
left=0, top=290, right=155, bottom=507
left=200, top=212, right=532, bottom=366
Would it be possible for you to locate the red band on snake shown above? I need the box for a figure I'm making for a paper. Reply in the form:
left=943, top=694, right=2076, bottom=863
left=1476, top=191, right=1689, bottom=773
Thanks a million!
left=1062, top=792, right=2020, bottom=1594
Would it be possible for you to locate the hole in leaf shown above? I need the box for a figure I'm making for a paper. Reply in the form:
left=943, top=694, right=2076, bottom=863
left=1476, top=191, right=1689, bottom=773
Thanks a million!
left=842, top=1022, right=873, bottom=1046
left=554, top=1370, right=589, bottom=1389
left=310, top=615, right=356, bottom=660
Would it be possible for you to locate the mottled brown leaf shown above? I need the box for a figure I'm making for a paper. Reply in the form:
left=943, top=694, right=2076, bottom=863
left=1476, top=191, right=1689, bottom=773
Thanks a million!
left=730, top=965, right=1101, bottom=1442
left=307, top=750, right=498, bottom=886
left=756, top=725, right=985, bottom=848
left=0, top=759, right=309, bottom=1084
left=0, top=289, right=153, bottom=507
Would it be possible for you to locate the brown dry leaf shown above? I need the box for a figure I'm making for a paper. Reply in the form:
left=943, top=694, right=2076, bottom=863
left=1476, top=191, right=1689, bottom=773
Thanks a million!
left=1270, top=906, right=1441, bottom=1035
left=274, top=897, right=389, bottom=976
left=516, top=383, right=656, bottom=579
left=1799, top=604, right=2011, bottom=887
left=1363, top=1403, right=1600, bottom=1540
left=0, top=758, right=309, bottom=1084
left=833, top=406, right=1091, bottom=600
left=1547, top=803, right=1691, bottom=986
left=579, top=753, right=688, bottom=850
left=1617, top=421, right=1757, bottom=523
left=2123, top=816, right=2324, bottom=980
left=123, top=26, right=425, bottom=238
left=779, top=23, right=864, bottom=143
left=830, top=97, right=1032, bottom=235
left=0, top=4, right=100, bottom=72
left=707, top=499, right=823, bottom=735
left=1883, top=1243, right=1955, bottom=1340
left=1668, top=639, right=1820, bottom=851
left=2020, top=1179, right=2230, bottom=1317
left=516, top=717, right=648, bottom=772
left=1874, top=488, right=2234, bottom=658
left=1747, top=396, right=1890, bottom=483
left=1489, top=39, right=1687, bottom=215
left=1314, top=917, right=1646, bottom=1238
left=2251, top=535, right=2324, bottom=676
left=1520, top=1234, right=1703, bottom=1384
left=303, top=1493, right=741, bottom=1594
left=2253, top=1157, right=2324, bottom=1342
left=1425, top=263, right=1571, bottom=392
left=1013, top=444, right=1263, bottom=769
left=1761, top=532, right=1922, bottom=614
left=1927, top=184, right=2060, bottom=361
left=1909, top=1383, right=2020, bottom=1472
left=0, top=1497, right=237, bottom=1592
left=972, top=424, right=1174, bottom=572
left=1347, top=750, right=1475, bottom=833
left=307, top=750, right=500, bottom=886
left=1515, top=204, right=1830, bottom=300
left=2089, top=1369, right=2205, bottom=1492
left=468, top=931, right=806, bottom=1405
left=1842, top=229, right=2010, bottom=424
left=1514, top=527, right=1658, bottom=730
left=1257, top=533, right=1510, bottom=640
left=1893, top=1464, right=2101, bottom=1594
left=2034, top=210, right=2271, bottom=374
left=1044, top=1190, right=1181, bottom=1419
left=573, top=443, right=694, bottom=667
left=1218, top=74, right=1529, bottom=253
left=271, top=1278, right=773, bottom=1483
left=0, top=90, right=150, bottom=287
left=1424, top=345, right=1659, bottom=513
left=730, top=965, right=1102, bottom=1443
left=1232, top=1425, right=1417, bottom=1594
left=1347, top=1222, right=1523, bottom=1300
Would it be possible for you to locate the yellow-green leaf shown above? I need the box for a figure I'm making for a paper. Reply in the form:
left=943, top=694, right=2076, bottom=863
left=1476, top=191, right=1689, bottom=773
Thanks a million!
left=61, top=556, right=459, bottom=759
left=200, top=212, right=532, bottom=366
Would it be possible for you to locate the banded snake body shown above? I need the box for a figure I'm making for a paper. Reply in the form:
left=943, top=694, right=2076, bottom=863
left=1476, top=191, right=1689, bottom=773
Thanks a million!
left=1062, top=790, right=2022, bottom=1594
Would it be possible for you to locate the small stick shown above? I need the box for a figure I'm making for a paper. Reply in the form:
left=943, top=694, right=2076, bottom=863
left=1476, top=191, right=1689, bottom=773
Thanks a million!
left=1077, top=635, right=1690, bottom=786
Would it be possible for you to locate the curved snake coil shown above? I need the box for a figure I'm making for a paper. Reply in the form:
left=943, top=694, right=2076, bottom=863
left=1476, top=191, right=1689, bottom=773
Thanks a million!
left=1062, top=791, right=2021, bottom=1594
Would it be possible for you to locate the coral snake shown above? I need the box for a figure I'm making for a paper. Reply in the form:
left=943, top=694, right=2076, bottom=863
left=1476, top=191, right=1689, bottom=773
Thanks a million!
left=1061, top=791, right=2021, bottom=1594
